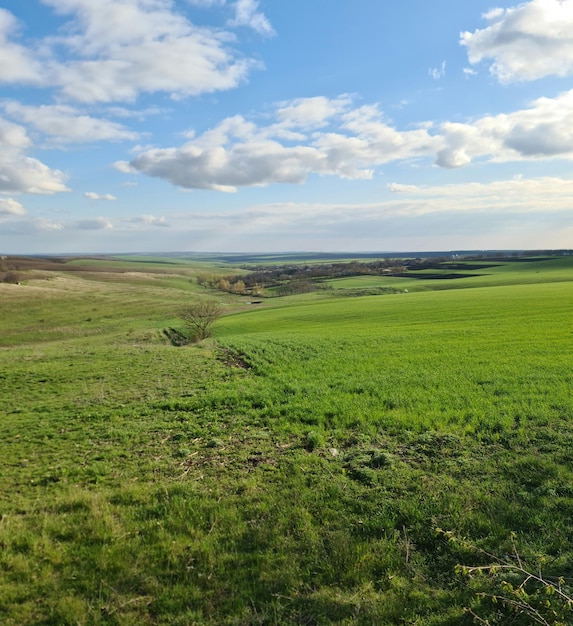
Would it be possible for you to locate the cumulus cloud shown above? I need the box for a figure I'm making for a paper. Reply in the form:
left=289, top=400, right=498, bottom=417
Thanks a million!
left=113, top=161, right=137, bottom=174
left=436, top=89, right=573, bottom=166
left=0, top=157, right=69, bottom=195
left=0, top=1, right=259, bottom=103
left=0, top=111, right=68, bottom=200
left=75, top=217, right=114, bottom=230
left=276, top=96, right=352, bottom=129
left=461, top=0, right=573, bottom=82
left=115, top=89, right=573, bottom=189
left=84, top=192, right=117, bottom=201
left=171, top=0, right=276, bottom=37
left=229, top=0, right=275, bottom=37
left=0, top=117, right=31, bottom=150
left=127, top=141, right=325, bottom=191
left=47, top=0, right=257, bottom=103
left=0, top=117, right=70, bottom=194
left=129, top=214, right=170, bottom=227
left=121, top=97, right=439, bottom=191
left=0, top=9, right=43, bottom=84
left=2, top=102, right=139, bottom=144
left=0, top=1, right=272, bottom=206
left=3, top=217, right=64, bottom=234
left=0, top=198, right=25, bottom=216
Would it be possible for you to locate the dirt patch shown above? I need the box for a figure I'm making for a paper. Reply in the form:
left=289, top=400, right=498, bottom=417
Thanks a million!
left=217, top=347, right=252, bottom=369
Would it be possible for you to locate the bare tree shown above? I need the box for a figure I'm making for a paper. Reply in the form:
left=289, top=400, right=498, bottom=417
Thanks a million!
left=179, top=300, right=223, bottom=341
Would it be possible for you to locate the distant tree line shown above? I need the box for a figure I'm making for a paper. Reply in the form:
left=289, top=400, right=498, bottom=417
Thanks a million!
left=195, top=251, right=572, bottom=298
left=196, top=259, right=408, bottom=297
left=196, top=273, right=264, bottom=296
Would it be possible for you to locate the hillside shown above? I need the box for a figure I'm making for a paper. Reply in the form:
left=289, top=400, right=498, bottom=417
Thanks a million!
left=1, top=255, right=572, bottom=625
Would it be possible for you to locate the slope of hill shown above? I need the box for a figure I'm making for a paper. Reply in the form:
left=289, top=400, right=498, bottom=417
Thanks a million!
left=1, top=255, right=571, bottom=625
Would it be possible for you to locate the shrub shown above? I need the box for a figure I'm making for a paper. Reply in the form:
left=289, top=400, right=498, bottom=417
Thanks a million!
left=179, top=300, right=222, bottom=342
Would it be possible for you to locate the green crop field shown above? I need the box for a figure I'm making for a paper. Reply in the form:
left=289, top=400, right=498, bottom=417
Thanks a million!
left=1, top=255, right=572, bottom=625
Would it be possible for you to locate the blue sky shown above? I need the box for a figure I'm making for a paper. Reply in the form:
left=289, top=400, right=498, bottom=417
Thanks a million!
left=1, top=0, right=572, bottom=254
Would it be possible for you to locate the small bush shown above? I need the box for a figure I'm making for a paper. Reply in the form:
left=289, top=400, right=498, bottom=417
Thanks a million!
left=2, top=271, right=21, bottom=284
left=179, top=300, right=222, bottom=341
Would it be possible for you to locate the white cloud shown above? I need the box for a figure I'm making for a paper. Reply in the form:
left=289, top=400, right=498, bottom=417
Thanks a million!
left=436, top=89, right=573, bottom=166
left=4, top=175, right=570, bottom=251
left=3, top=217, right=64, bottom=234
left=197, top=176, right=572, bottom=237
left=0, top=118, right=70, bottom=194
left=115, top=89, right=573, bottom=189
left=129, top=214, right=170, bottom=227
left=0, top=9, right=43, bottom=84
left=0, top=117, right=31, bottom=150
left=429, top=61, right=446, bottom=80
left=0, top=198, right=25, bottom=216
left=0, top=1, right=258, bottom=103
left=135, top=175, right=573, bottom=251
left=229, top=0, right=274, bottom=37
left=227, top=176, right=573, bottom=223
left=387, top=183, right=419, bottom=193
left=53, top=0, right=256, bottom=102
left=461, top=0, right=573, bottom=82
left=84, top=192, right=117, bottom=201
left=122, top=97, right=439, bottom=190
left=75, top=217, right=114, bottom=230
left=113, top=161, right=138, bottom=174
left=338, top=104, right=437, bottom=162
left=186, top=0, right=226, bottom=6
left=276, top=96, right=352, bottom=129
left=2, top=102, right=139, bottom=144
left=105, top=105, right=167, bottom=119
left=0, top=157, right=69, bottom=195
left=36, top=218, right=65, bottom=231
left=384, top=176, right=573, bottom=213
left=127, top=140, right=327, bottom=191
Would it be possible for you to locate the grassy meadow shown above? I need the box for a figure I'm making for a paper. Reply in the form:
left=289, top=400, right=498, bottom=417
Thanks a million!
left=1, top=255, right=572, bottom=625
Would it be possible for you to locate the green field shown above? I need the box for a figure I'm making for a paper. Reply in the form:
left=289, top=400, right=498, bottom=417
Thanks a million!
left=1, top=256, right=572, bottom=625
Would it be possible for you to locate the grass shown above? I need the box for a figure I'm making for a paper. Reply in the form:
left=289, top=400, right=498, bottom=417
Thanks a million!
left=216, top=281, right=571, bottom=435
left=0, top=255, right=572, bottom=624
left=324, top=256, right=573, bottom=293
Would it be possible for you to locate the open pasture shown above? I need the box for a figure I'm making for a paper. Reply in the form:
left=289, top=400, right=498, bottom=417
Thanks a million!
left=0, top=256, right=572, bottom=625
left=217, top=281, right=571, bottom=435
left=324, top=256, right=573, bottom=293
